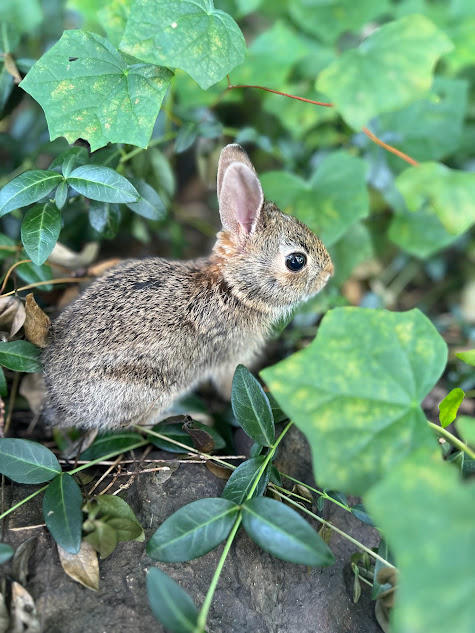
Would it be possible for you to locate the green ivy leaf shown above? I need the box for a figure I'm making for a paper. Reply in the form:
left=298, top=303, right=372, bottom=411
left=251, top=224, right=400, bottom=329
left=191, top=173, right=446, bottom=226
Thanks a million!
left=231, top=365, right=275, bottom=447
left=98, top=0, right=132, bottom=47
left=0, top=438, right=61, bottom=483
left=0, top=170, right=62, bottom=217
left=396, top=163, right=475, bottom=236
left=84, top=520, right=118, bottom=558
left=317, top=15, right=453, bottom=130
left=20, top=30, right=173, bottom=151
left=80, top=432, right=143, bottom=460
left=43, top=473, right=83, bottom=554
left=261, top=308, right=447, bottom=495
left=366, top=450, right=475, bottom=633
left=147, top=498, right=239, bottom=562
left=261, top=152, right=368, bottom=247
left=329, top=222, right=373, bottom=286
left=21, top=202, right=62, bottom=266
left=120, top=0, right=246, bottom=90
left=126, top=179, right=166, bottom=220
left=242, top=497, right=334, bottom=566
left=84, top=494, right=144, bottom=542
left=147, top=567, right=198, bottom=633
left=0, top=542, right=14, bottom=564
left=289, top=0, right=390, bottom=45
left=378, top=77, right=468, bottom=162
left=0, top=1, right=42, bottom=35
left=456, top=350, right=475, bottom=366
left=68, top=165, right=139, bottom=203
left=222, top=456, right=268, bottom=505
left=0, top=340, right=42, bottom=372
left=439, top=388, right=465, bottom=428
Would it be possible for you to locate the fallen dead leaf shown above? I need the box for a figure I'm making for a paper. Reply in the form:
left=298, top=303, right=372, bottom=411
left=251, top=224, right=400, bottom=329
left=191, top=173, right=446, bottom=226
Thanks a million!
left=12, top=537, right=37, bottom=586
left=0, top=297, right=25, bottom=341
left=205, top=461, right=232, bottom=480
left=47, top=241, right=99, bottom=269
left=24, top=294, right=50, bottom=348
left=58, top=541, right=99, bottom=591
left=19, top=373, right=46, bottom=415
left=9, top=582, right=40, bottom=633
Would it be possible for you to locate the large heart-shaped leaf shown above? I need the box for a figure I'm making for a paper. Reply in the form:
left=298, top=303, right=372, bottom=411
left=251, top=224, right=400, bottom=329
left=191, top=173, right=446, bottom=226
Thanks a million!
left=396, top=162, right=475, bottom=236
left=366, top=450, right=475, bottom=633
left=261, top=151, right=368, bottom=247
left=120, top=0, right=246, bottom=89
left=261, top=308, right=447, bottom=495
left=20, top=30, right=173, bottom=151
left=43, top=473, right=83, bottom=554
left=0, top=438, right=61, bottom=483
left=147, top=498, right=239, bottom=562
left=317, top=15, right=453, bottom=130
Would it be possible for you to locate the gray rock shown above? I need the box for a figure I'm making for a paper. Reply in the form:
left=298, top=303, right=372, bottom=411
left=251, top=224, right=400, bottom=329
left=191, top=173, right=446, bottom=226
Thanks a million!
left=2, top=457, right=382, bottom=633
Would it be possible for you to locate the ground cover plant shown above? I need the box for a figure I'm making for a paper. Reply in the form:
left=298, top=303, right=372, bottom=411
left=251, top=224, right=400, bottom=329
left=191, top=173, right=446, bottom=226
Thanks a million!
left=0, top=1, right=474, bottom=632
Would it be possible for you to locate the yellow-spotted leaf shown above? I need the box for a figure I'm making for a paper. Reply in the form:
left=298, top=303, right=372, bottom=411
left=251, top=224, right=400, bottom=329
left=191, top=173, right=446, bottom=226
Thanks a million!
left=261, top=308, right=447, bottom=496
left=20, top=30, right=173, bottom=151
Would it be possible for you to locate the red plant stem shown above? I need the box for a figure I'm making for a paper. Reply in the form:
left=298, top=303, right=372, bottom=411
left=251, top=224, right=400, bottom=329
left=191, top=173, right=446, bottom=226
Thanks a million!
left=225, top=78, right=419, bottom=167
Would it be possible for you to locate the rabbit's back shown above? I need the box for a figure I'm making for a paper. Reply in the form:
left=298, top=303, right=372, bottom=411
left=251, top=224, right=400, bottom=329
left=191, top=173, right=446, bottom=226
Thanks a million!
left=42, top=258, right=266, bottom=429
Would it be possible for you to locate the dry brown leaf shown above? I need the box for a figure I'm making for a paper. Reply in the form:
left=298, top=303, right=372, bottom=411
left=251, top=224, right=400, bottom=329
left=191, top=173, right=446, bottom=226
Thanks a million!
left=23, top=294, right=50, bottom=348
left=0, top=296, right=26, bottom=341
left=47, top=241, right=99, bottom=269
left=12, top=536, right=37, bottom=586
left=205, top=461, right=232, bottom=480
left=10, top=582, right=40, bottom=633
left=87, top=258, right=122, bottom=277
left=0, top=592, right=10, bottom=633
left=58, top=541, right=99, bottom=591
left=19, top=373, right=46, bottom=415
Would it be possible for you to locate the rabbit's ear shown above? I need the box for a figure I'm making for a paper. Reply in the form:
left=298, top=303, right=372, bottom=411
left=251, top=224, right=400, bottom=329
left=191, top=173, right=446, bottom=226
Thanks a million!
left=217, top=144, right=257, bottom=199
left=218, top=162, right=264, bottom=235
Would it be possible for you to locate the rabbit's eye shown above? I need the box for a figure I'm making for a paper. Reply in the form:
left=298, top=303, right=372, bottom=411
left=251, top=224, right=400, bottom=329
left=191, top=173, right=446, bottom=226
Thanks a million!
left=285, top=252, right=307, bottom=271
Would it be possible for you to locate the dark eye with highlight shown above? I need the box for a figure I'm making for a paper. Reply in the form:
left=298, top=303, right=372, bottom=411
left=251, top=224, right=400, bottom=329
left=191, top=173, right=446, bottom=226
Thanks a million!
left=285, top=252, right=307, bottom=272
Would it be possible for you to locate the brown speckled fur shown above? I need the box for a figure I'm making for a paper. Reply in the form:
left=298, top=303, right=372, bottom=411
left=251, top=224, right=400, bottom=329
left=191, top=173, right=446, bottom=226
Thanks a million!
left=42, top=145, right=333, bottom=430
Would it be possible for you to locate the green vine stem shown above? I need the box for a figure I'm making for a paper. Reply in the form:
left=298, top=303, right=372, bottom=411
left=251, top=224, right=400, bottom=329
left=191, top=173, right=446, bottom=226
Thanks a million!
left=428, top=422, right=475, bottom=460
left=279, top=473, right=353, bottom=514
left=195, top=420, right=293, bottom=632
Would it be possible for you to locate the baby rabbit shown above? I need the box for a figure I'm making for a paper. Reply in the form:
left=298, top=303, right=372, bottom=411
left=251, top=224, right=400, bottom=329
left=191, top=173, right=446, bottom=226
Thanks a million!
left=42, top=144, right=334, bottom=430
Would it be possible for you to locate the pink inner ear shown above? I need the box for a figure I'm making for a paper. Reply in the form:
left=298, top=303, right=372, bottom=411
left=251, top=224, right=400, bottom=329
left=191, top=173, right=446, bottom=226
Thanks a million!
left=220, top=163, right=264, bottom=235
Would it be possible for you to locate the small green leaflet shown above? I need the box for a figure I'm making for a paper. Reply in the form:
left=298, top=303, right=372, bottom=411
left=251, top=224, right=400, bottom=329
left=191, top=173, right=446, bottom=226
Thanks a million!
left=0, top=438, right=61, bottom=484
left=317, top=14, right=453, bottom=130
left=439, top=388, right=465, bottom=428
left=0, top=340, right=42, bottom=372
left=21, top=202, right=62, bottom=266
left=147, top=567, right=198, bottom=633
left=456, top=350, right=475, bottom=366
left=147, top=498, right=239, bottom=562
left=231, top=365, right=274, bottom=447
left=20, top=30, right=173, bottom=151
left=68, top=165, right=139, bottom=203
left=242, top=497, right=334, bottom=566
left=43, top=473, right=83, bottom=554
left=0, top=170, right=62, bottom=217
left=120, top=0, right=246, bottom=89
